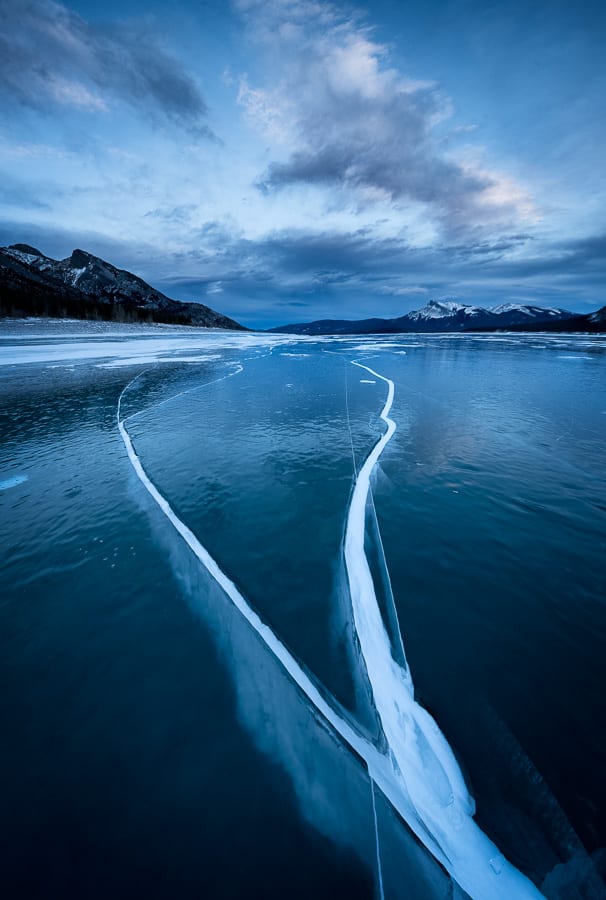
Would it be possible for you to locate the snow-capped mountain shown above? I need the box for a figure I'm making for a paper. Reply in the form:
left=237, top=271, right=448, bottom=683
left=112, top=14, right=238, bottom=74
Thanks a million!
left=406, top=299, right=573, bottom=328
left=588, top=306, right=606, bottom=327
left=0, top=244, right=245, bottom=329
left=270, top=299, right=600, bottom=335
left=407, top=300, right=486, bottom=321
left=491, top=302, right=571, bottom=319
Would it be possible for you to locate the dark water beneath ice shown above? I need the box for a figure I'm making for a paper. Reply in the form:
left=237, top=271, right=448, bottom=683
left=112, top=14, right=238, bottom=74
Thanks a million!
left=1, top=323, right=605, bottom=898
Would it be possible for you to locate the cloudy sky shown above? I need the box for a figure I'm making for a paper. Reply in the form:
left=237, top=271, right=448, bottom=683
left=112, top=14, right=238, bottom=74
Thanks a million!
left=1, top=0, right=604, bottom=326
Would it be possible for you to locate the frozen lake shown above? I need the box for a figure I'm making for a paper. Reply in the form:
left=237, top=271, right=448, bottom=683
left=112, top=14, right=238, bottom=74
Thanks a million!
left=1, top=322, right=605, bottom=899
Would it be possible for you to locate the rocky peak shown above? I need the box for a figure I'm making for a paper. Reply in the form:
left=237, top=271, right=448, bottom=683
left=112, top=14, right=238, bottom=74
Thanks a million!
left=1, top=243, right=245, bottom=328
left=9, top=244, right=47, bottom=257
left=69, top=249, right=97, bottom=268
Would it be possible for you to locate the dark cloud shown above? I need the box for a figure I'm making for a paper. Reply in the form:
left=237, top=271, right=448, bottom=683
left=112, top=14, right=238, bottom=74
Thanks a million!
left=445, top=234, right=533, bottom=260
left=0, top=0, right=212, bottom=134
left=559, top=233, right=606, bottom=269
left=258, top=94, right=491, bottom=231
left=3, top=213, right=602, bottom=326
left=239, top=2, right=530, bottom=235
left=157, top=223, right=606, bottom=324
left=485, top=232, right=606, bottom=280
left=0, top=182, right=50, bottom=209
left=0, top=217, right=160, bottom=269
left=166, top=221, right=559, bottom=281
left=144, top=205, right=198, bottom=225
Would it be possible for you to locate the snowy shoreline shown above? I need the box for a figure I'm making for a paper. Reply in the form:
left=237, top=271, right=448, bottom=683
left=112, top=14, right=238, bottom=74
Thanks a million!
left=0, top=316, right=246, bottom=337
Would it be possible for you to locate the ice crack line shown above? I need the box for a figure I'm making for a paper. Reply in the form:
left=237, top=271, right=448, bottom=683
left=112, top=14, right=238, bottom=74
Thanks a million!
left=117, top=365, right=544, bottom=900
left=123, top=363, right=244, bottom=424
left=345, top=359, right=406, bottom=667
left=344, top=360, right=544, bottom=899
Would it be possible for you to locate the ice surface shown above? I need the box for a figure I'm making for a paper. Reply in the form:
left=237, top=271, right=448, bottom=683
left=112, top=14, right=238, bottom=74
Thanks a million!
left=116, top=361, right=545, bottom=899
left=123, top=364, right=244, bottom=423
left=350, top=342, right=411, bottom=352
left=0, top=330, right=294, bottom=367
left=98, top=354, right=225, bottom=368
left=370, top=778, right=386, bottom=900
left=343, top=360, right=545, bottom=898
left=0, top=474, right=28, bottom=490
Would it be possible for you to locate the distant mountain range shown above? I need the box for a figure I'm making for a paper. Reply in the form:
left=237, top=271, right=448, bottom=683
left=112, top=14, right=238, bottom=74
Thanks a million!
left=270, top=299, right=606, bottom=334
left=0, top=244, right=245, bottom=330
left=3, top=246, right=604, bottom=335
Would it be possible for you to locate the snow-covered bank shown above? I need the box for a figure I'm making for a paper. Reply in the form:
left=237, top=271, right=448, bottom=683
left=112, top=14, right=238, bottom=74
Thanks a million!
left=0, top=323, right=292, bottom=367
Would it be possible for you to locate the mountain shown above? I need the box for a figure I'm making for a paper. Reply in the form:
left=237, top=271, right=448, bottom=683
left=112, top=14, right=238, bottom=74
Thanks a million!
left=589, top=306, right=606, bottom=327
left=269, top=299, right=605, bottom=335
left=0, top=244, right=245, bottom=330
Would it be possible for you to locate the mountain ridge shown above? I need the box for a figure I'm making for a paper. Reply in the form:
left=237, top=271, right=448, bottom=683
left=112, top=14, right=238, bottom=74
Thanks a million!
left=0, top=244, right=245, bottom=330
left=269, top=298, right=605, bottom=334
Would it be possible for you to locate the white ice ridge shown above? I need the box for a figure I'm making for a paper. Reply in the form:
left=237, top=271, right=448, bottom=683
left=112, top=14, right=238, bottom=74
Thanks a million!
left=117, top=370, right=544, bottom=900
left=345, top=361, right=544, bottom=897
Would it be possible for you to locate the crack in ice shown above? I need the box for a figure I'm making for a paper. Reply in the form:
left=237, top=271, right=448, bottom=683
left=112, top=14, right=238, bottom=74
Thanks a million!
left=117, top=362, right=544, bottom=900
